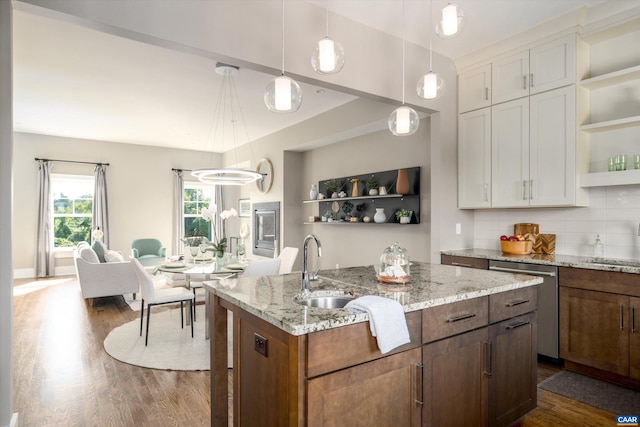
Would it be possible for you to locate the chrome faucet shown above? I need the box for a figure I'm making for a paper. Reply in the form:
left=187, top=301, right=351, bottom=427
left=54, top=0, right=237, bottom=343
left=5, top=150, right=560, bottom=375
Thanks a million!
left=302, top=234, right=322, bottom=292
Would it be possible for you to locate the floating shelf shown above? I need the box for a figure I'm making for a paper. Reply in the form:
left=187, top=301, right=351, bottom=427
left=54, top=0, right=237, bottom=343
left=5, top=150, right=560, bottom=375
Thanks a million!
left=580, top=115, right=640, bottom=133
left=303, top=194, right=405, bottom=203
left=579, top=169, right=640, bottom=188
left=580, top=65, right=640, bottom=90
left=302, top=221, right=414, bottom=225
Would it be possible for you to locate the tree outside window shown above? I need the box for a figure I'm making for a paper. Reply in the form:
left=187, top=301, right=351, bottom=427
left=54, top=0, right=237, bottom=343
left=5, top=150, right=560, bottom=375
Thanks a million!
left=184, top=184, right=214, bottom=241
left=51, top=175, right=94, bottom=248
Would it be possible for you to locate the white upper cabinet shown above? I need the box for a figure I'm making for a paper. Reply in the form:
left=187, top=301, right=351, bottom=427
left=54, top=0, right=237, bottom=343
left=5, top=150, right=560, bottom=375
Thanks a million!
left=458, top=64, right=492, bottom=113
left=492, top=51, right=530, bottom=104
left=492, top=35, right=576, bottom=104
left=458, top=108, right=491, bottom=208
left=529, top=35, right=576, bottom=95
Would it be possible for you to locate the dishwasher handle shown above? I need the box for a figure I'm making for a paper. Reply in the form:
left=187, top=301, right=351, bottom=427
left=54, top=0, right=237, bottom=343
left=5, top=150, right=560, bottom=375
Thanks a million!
left=489, top=265, right=556, bottom=277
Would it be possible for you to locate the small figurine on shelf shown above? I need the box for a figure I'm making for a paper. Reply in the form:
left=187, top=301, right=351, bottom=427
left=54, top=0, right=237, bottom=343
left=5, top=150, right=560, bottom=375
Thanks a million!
left=368, top=176, right=379, bottom=196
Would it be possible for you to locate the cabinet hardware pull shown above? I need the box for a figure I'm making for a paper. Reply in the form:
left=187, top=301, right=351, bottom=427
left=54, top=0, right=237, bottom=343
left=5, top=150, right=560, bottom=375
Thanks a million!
left=620, top=304, right=625, bottom=331
left=489, top=265, right=556, bottom=276
left=415, top=363, right=424, bottom=405
left=523, top=75, right=527, bottom=90
left=522, top=181, right=527, bottom=200
left=530, top=180, right=534, bottom=200
left=447, top=313, right=477, bottom=323
left=530, top=73, right=534, bottom=87
left=632, top=305, right=636, bottom=334
left=506, top=320, right=530, bottom=330
left=483, top=341, right=492, bottom=377
left=484, top=183, right=489, bottom=202
left=451, top=262, right=472, bottom=268
left=485, top=87, right=489, bottom=100
left=505, top=299, right=529, bottom=307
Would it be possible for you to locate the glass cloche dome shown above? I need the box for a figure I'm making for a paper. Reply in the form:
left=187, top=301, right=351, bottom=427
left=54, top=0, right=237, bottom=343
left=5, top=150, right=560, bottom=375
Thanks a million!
left=377, top=242, right=411, bottom=284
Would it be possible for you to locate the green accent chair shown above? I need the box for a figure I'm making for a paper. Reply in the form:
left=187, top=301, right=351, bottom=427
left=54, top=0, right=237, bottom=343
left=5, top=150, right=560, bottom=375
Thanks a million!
left=131, top=238, right=166, bottom=267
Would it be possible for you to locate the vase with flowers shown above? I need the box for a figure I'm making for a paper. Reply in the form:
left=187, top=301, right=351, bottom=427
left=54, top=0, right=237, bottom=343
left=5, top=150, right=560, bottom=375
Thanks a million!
left=200, top=204, right=238, bottom=266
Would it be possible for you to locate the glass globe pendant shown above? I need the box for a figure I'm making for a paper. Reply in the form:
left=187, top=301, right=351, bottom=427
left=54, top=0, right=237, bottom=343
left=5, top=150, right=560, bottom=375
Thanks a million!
left=389, top=105, right=419, bottom=136
left=436, top=3, right=465, bottom=39
left=264, top=74, right=302, bottom=113
left=311, top=37, right=345, bottom=74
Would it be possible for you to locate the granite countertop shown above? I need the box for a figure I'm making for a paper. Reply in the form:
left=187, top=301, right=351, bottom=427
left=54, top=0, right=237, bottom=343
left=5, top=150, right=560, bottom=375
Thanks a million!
left=441, top=248, right=640, bottom=275
left=202, top=262, right=542, bottom=336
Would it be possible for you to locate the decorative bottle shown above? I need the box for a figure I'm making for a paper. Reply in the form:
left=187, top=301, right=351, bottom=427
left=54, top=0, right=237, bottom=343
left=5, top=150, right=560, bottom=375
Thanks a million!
left=309, top=184, right=318, bottom=200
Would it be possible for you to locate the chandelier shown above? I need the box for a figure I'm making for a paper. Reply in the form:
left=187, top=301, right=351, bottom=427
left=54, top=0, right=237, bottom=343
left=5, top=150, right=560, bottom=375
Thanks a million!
left=192, top=63, right=263, bottom=186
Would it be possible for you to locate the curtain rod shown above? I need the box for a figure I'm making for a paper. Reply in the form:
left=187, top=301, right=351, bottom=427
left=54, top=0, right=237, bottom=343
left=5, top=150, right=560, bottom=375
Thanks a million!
left=34, top=157, right=109, bottom=166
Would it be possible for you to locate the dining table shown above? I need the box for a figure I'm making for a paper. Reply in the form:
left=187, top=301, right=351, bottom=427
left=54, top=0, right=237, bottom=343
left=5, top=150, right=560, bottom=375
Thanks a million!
left=156, top=259, right=247, bottom=338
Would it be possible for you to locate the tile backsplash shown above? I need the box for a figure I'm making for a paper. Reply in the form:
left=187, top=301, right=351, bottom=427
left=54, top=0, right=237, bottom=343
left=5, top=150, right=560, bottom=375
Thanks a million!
left=474, top=185, right=640, bottom=260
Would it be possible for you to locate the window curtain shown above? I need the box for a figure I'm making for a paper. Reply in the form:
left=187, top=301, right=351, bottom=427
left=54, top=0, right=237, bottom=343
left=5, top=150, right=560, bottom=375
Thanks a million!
left=173, top=169, right=184, bottom=255
left=35, top=160, right=53, bottom=277
left=93, top=164, right=110, bottom=248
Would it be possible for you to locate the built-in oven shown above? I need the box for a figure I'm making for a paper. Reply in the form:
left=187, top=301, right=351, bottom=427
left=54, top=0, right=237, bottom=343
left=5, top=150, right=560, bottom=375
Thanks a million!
left=489, top=260, right=560, bottom=362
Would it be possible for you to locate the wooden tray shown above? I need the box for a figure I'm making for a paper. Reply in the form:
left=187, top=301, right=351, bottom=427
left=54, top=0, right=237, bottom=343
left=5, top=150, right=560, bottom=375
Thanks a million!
left=514, top=223, right=539, bottom=236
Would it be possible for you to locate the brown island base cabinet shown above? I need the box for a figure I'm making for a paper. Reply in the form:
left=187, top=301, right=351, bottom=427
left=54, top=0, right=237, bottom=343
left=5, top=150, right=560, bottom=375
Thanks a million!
left=559, top=267, right=640, bottom=389
left=208, top=285, right=537, bottom=427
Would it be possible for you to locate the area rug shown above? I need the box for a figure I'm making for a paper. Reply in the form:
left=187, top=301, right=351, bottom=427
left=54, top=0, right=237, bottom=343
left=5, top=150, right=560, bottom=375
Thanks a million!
left=104, top=305, right=209, bottom=371
left=538, top=370, right=640, bottom=415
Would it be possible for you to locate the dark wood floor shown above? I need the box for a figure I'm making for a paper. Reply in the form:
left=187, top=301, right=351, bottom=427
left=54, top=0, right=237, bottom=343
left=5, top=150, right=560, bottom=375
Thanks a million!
left=13, top=276, right=615, bottom=426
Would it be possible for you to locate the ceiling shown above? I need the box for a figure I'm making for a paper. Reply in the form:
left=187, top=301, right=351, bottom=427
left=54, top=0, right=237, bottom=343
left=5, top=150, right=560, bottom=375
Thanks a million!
left=12, top=0, right=612, bottom=153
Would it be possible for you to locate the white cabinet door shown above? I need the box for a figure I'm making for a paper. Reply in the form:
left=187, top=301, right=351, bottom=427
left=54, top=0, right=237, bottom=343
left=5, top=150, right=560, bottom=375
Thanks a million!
left=458, top=108, right=491, bottom=208
left=529, top=86, right=576, bottom=206
left=529, top=35, right=576, bottom=95
left=459, top=64, right=491, bottom=113
left=492, top=51, right=529, bottom=104
left=491, top=98, right=530, bottom=208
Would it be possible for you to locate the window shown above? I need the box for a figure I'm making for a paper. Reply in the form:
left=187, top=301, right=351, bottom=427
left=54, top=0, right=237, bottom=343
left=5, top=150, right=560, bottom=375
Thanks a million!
left=51, top=174, right=94, bottom=248
left=184, top=182, right=215, bottom=241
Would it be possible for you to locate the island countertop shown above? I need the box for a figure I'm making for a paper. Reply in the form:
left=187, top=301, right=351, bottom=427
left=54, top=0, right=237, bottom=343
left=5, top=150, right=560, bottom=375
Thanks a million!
left=203, top=262, right=542, bottom=336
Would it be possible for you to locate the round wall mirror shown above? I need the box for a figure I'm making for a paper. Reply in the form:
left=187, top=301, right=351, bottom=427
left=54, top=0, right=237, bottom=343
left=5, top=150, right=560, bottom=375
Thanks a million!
left=256, top=158, right=273, bottom=193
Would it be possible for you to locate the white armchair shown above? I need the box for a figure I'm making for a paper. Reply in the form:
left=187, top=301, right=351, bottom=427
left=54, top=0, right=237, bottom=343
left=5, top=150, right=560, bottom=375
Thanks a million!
left=74, top=246, right=139, bottom=302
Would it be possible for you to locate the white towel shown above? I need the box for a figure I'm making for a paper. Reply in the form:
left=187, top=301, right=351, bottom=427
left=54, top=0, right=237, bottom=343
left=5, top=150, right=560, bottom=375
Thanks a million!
left=345, top=295, right=411, bottom=354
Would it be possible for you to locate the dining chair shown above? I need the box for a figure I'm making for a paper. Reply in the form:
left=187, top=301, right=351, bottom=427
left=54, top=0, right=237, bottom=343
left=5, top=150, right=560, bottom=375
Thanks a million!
left=242, top=258, right=282, bottom=277
left=277, top=247, right=299, bottom=274
left=131, top=258, right=195, bottom=346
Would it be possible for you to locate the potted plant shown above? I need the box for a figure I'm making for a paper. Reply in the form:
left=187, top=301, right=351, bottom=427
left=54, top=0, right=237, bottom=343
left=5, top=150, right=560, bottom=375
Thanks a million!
left=325, top=178, right=342, bottom=198
left=395, top=209, right=413, bottom=224
left=367, top=176, right=379, bottom=196
left=342, top=201, right=354, bottom=220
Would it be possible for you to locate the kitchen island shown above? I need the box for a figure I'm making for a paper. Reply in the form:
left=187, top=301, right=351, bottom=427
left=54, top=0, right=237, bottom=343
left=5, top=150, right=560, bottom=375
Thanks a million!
left=203, top=262, right=542, bottom=426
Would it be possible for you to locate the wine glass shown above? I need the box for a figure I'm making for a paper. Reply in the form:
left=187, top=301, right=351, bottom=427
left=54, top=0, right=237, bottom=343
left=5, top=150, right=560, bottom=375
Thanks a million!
left=189, top=246, right=199, bottom=263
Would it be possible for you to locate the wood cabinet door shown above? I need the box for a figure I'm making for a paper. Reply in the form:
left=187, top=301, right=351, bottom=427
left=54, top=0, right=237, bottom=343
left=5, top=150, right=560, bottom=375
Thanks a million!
left=491, top=98, right=530, bottom=208
left=529, top=86, right=576, bottom=206
left=492, top=50, right=529, bottom=104
left=459, top=108, right=492, bottom=208
left=559, top=287, right=629, bottom=376
left=307, top=348, right=422, bottom=427
left=423, top=328, right=490, bottom=427
left=459, top=64, right=492, bottom=113
left=529, top=34, right=576, bottom=95
left=489, top=312, right=537, bottom=427
left=630, top=297, right=640, bottom=380
left=441, top=254, right=489, bottom=270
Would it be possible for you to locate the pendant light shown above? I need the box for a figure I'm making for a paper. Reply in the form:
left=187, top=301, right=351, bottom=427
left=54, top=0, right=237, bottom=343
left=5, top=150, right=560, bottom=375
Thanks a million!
left=311, top=1, right=345, bottom=74
left=264, top=0, right=302, bottom=113
left=192, top=63, right=263, bottom=185
left=388, top=0, right=419, bottom=136
left=417, top=0, right=444, bottom=100
left=436, top=3, right=465, bottom=39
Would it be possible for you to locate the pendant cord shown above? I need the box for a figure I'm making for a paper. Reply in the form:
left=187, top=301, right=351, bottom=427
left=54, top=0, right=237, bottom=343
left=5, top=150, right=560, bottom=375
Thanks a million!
left=401, top=0, right=406, bottom=105
left=325, top=1, right=329, bottom=37
left=429, top=0, right=433, bottom=72
left=281, top=0, right=285, bottom=75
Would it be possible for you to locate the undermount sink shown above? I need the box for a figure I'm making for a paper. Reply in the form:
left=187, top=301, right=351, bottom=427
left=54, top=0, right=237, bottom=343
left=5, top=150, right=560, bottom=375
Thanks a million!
left=297, top=295, right=355, bottom=309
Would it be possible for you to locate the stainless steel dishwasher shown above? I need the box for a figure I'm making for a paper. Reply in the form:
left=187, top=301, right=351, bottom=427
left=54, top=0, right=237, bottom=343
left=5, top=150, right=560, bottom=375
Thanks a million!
left=488, top=260, right=559, bottom=360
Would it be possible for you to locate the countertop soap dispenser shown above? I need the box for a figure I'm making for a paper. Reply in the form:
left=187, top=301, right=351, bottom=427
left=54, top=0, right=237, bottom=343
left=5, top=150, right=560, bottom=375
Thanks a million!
left=593, top=234, right=604, bottom=258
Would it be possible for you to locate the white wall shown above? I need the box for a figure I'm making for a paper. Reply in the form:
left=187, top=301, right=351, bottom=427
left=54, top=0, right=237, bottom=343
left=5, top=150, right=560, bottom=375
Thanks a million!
left=13, top=132, right=221, bottom=276
left=0, top=1, right=15, bottom=425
